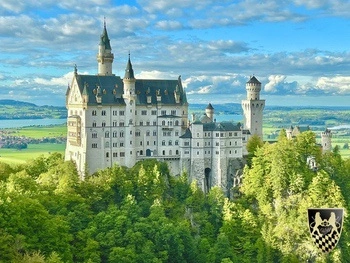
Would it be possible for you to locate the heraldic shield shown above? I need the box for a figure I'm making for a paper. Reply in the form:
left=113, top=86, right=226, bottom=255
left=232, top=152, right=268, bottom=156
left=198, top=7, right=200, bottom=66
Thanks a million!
left=308, top=208, right=344, bottom=253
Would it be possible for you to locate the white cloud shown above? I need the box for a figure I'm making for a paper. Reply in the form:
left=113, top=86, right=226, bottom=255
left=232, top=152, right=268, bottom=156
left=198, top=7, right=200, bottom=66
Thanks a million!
left=265, top=75, right=286, bottom=92
left=316, top=76, right=350, bottom=93
left=34, top=72, right=74, bottom=86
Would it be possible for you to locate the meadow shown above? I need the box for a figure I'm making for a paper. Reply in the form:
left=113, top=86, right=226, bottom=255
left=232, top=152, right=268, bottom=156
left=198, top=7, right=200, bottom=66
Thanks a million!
left=0, top=143, right=65, bottom=165
left=0, top=124, right=66, bottom=164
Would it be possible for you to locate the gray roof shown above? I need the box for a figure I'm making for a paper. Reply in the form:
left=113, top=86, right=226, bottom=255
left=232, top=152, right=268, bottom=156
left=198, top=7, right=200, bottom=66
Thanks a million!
left=100, top=24, right=111, bottom=50
left=180, top=128, right=192, bottom=139
left=124, top=55, right=135, bottom=79
left=203, top=121, right=241, bottom=131
left=73, top=74, right=187, bottom=106
left=206, top=103, right=214, bottom=110
left=247, top=76, right=261, bottom=84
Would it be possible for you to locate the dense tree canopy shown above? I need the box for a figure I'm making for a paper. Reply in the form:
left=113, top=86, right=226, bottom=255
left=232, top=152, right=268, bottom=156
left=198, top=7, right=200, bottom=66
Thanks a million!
left=0, top=131, right=349, bottom=262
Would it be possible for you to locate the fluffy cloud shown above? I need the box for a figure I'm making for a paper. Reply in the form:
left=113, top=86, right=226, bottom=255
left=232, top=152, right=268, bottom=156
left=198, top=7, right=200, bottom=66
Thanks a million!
left=264, top=75, right=286, bottom=92
left=316, top=76, right=350, bottom=94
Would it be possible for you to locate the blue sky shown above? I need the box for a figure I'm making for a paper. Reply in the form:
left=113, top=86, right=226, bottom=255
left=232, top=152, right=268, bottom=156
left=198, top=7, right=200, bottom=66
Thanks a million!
left=0, top=0, right=349, bottom=106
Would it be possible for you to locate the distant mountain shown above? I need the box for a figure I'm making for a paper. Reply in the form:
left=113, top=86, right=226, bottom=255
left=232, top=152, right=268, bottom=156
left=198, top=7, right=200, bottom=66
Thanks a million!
left=0, top=100, right=67, bottom=120
left=0, top=99, right=37, bottom=107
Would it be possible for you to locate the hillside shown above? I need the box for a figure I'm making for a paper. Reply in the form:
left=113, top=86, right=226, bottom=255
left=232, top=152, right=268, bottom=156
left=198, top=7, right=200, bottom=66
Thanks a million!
left=0, top=100, right=66, bottom=120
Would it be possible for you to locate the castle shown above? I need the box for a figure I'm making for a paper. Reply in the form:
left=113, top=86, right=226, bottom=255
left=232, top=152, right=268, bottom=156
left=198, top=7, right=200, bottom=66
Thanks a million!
left=65, top=23, right=265, bottom=195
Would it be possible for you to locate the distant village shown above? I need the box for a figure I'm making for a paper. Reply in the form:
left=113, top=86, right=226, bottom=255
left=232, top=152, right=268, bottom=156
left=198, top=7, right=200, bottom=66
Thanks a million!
left=0, top=129, right=65, bottom=150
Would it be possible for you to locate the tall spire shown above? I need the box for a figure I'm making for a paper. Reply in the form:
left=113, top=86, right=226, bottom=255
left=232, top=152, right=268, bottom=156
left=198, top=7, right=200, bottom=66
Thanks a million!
left=100, top=18, right=111, bottom=51
left=124, top=52, right=135, bottom=79
left=97, top=18, right=114, bottom=75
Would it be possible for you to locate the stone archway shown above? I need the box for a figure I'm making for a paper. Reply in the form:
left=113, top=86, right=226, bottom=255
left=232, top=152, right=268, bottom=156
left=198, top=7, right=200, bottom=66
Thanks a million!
left=204, top=168, right=211, bottom=193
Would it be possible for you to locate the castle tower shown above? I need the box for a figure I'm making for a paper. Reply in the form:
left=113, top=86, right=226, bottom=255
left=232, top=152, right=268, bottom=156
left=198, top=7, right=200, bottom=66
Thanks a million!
left=97, top=21, right=114, bottom=75
left=321, top=128, right=332, bottom=152
left=205, top=103, right=214, bottom=122
left=123, top=54, right=137, bottom=167
left=241, top=76, right=265, bottom=139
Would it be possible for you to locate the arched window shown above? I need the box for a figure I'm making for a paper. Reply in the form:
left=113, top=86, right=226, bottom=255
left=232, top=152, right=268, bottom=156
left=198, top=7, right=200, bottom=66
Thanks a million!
left=105, top=131, right=109, bottom=138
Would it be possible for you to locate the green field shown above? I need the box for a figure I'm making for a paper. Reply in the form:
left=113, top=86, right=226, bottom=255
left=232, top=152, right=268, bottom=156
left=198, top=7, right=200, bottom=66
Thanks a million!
left=8, top=124, right=67, bottom=138
left=0, top=143, right=66, bottom=165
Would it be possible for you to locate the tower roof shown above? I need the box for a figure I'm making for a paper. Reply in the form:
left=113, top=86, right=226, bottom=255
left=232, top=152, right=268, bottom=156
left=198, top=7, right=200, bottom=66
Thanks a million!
left=100, top=21, right=111, bottom=50
left=124, top=54, right=135, bottom=79
left=247, top=76, right=261, bottom=84
left=206, top=103, right=214, bottom=110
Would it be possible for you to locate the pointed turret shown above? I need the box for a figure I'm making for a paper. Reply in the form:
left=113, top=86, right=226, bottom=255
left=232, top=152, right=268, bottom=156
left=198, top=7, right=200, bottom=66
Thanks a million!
left=97, top=19, right=114, bottom=76
left=205, top=103, right=214, bottom=122
left=123, top=53, right=136, bottom=100
left=124, top=53, right=135, bottom=79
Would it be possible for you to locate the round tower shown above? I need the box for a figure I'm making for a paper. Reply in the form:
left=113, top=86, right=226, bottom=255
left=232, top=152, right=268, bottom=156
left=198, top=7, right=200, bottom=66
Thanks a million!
left=205, top=103, right=214, bottom=122
left=246, top=76, right=261, bottom=100
left=97, top=20, right=114, bottom=76
left=321, top=128, right=332, bottom=152
left=241, top=76, right=265, bottom=139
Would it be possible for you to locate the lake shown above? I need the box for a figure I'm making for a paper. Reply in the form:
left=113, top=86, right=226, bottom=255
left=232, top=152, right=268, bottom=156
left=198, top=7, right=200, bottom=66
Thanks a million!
left=0, top=118, right=66, bottom=129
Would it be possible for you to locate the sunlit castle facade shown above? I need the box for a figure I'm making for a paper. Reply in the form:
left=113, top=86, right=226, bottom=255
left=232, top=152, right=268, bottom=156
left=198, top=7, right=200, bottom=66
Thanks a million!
left=65, top=23, right=264, bottom=195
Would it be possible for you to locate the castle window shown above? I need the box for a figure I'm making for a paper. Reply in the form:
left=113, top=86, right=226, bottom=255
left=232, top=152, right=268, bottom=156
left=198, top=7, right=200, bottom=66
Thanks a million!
left=147, top=141, right=150, bottom=146
left=216, top=151, right=219, bottom=155
left=113, top=152, right=118, bottom=157
left=106, top=152, right=109, bottom=158
left=234, top=132, right=237, bottom=136
left=161, top=110, right=166, bottom=115
left=140, top=121, right=143, bottom=126
left=153, top=121, right=157, bottom=126
left=113, top=110, right=118, bottom=116
left=105, top=131, right=109, bottom=138
left=197, top=142, right=199, bottom=147
left=162, top=140, right=166, bottom=146
left=120, top=131, right=124, bottom=137
left=175, top=140, right=179, bottom=145
left=102, top=110, right=106, bottom=116
left=146, top=130, right=150, bottom=136
left=153, top=131, right=157, bottom=136
left=105, top=142, right=109, bottom=148
left=140, top=150, right=143, bottom=155
left=216, top=142, right=219, bottom=146
left=119, top=110, right=124, bottom=116
left=92, top=143, right=98, bottom=148
left=120, top=142, right=124, bottom=147
left=197, top=151, right=199, bottom=155
left=136, top=131, right=141, bottom=136
left=175, top=120, right=179, bottom=126
left=102, top=121, right=106, bottom=127
left=113, top=131, right=117, bottom=138
left=154, top=141, right=156, bottom=145
left=120, top=122, right=124, bottom=127
left=176, top=150, right=179, bottom=155
left=92, top=110, right=97, bottom=116
left=216, top=133, right=219, bottom=137
left=229, top=132, right=232, bottom=136
left=92, top=121, right=97, bottom=127
left=92, top=133, right=97, bottom=138
left=140, top=141, right=143, bottom=146
left=162, top=120, right=166, bottom=126
left=169, top=141, right=172, bottom=146
left=163, top=150, right=165, bottom=155
left=141, top=110, right=147, bottom=115
left=120, top=152, right=125, bottom=157
left=197, top=133, right=200, bottom=137
left=151, top=110, right=157, bottom=115
left=113, top=121, right=117, bottom=127
left=184, top=141, right=190, bottom=146
left=146, top=121, right=150, bottom=126
left=171, top=110, right=176, bottom=115
left=175, top=131, right=179, bottom=136
left=130, top=141, right=132, bottom=145
left=113, top=143, right=117, bottom=147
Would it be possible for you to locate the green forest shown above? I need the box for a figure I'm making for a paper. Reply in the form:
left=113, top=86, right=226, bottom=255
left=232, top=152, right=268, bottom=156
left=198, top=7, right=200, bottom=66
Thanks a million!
left=0, top=131, right=349, bottom=262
